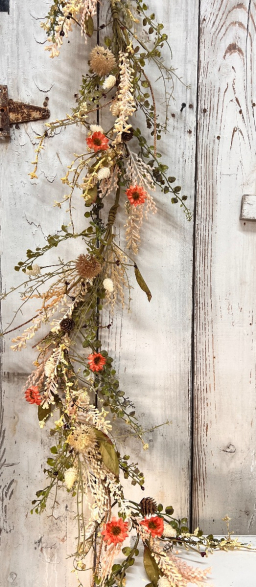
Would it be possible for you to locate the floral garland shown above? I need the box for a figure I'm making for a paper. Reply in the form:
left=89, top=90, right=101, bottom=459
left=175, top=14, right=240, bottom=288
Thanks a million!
left=1, top=1, right=253, bottom=586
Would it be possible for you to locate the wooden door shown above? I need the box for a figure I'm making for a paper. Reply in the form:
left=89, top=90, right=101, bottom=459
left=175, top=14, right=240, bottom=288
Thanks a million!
left=0, top=0, right=256, bottom=585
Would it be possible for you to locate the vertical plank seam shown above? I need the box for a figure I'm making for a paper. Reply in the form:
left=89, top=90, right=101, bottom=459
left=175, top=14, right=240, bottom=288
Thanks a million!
left=189, top=0, right=201, bottom=533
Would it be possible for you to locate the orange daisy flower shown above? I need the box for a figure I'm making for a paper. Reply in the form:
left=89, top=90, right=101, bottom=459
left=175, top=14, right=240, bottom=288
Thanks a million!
left=126, top=185, right=147, bottom=206
left=88, top=352, right=106, bottom=372
left=25, top=385, right=42, bottom=405
left=102, top=517, right=129, bottom=545
left=140, top=516, right=164, bottom=538
left=86, top=131, right=109, bottom=152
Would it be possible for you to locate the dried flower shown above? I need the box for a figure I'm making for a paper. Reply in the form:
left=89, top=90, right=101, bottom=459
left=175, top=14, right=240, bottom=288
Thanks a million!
left=88, top=352, right=106, bottom=372
left=90, top=46, right=116, bottom=76
left=75, top=254, right=102, bottom=279
left=26, top=264, right=41, bottom=276
left=103, top=75, right=116, bottom=90
left=101, top=517, right=129, bottom=545
left=64, top=467, right=77, bottom=489
left=98, top=167, right=111, bottom=180
left=90, top=124, right=104, bottom=134
left=25, top=385, right=42, bottom=405
left=140, top=516, right=164, bottom=537
left=163, top=522, right=177, bottom=538
left=126, top=185, right=147, bottom=206
left=67, top=427, right=96, bottom=453
left=113, top=53, right=136, bottom=142
left=158, top=578, right=171, bottom=587
left=103, top=278, right=114, bottom=293
left=110, top=98, right=120, bottom=117
left=86, top=131, right=109, bottom=152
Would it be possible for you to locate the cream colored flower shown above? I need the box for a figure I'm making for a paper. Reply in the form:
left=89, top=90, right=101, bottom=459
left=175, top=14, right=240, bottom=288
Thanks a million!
left=54, top=416, right=64, bottom=428
left=143, top=443, right=149, bottom=450
left=90, top=124, right=104, bottom=134
left=103, top=278, right=114, bottom=292
left=98, top=167, right=111, bottom=180
left=163, top=522, right=176, bottom=538
left=158, top=578, right=172, bottom=587
left=64, top=467, right=77, bottom=490
left=26, top=264, right=41, bottom=276
left=67, top=427, right=96, bottom=453
left=103, top=75, right=116, bottom=90
left=110, top=98, right=121, bottom=117
left=90, top=46, right=116, bottom=76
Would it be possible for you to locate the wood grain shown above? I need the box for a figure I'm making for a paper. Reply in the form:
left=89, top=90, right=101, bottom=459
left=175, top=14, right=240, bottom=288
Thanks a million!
left=0, top=1, right=90, bottom=584
left=193, top=0, right=256, bottom=533
left=0, top=1, right=199, bottom=583
left=100, top=0, right=199, bottom=519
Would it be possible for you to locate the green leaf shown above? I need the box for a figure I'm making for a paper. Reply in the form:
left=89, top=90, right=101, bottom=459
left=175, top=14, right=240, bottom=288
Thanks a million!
left=47, top=458, right=55, bottom=467
left=122, top=547, right=132, bottom=556
left=157, top=504, right=163, bottom=512
left=112, top=564, right=122, bottom=572
left=143, top=547, right=160, bottom=587
left=134, top=265, right=152, bottom=302
left=38, top=404, right=52, bottom=423
left=165, top=506, right=174, bottom=515
left=85, top=16, right=94, bottom=37
left=94, top=430, right=119, bottom=478
left=104, top=36, right=112, bottom=47
left=50, top=446, right=58, bottom=454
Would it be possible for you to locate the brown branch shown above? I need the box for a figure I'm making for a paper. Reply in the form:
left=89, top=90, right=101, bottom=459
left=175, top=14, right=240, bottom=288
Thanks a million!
left=1, top=314, right=39, bottom=336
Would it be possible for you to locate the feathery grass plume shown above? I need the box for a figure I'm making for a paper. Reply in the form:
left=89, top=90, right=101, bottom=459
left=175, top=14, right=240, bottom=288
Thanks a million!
left=113, top=52, right=136, bottom=143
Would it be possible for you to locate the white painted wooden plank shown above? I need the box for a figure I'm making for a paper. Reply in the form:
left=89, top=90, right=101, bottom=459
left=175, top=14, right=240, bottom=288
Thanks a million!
left=0, top=1, right=90, bottom=585
left=193, top=0, right=256, bottom=533
left=0, top=1, right=199, bottom=584
left=100, top=0, right=198, bottom=518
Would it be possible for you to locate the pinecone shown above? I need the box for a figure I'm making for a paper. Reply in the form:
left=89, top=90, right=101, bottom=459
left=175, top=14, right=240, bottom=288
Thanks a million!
left=140, top=497, right=157, bottom=517
left=60, top=318, right=74, bottom=333
left=121, top=129, right=134, bottom=142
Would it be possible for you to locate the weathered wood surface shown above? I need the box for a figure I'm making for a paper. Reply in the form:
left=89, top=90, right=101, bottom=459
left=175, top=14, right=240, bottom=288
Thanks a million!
left=193, top=0, right=256, bottom=533
left=1, top=0, right=256, bottom=584
left=0, top=0, right=198, bottom=585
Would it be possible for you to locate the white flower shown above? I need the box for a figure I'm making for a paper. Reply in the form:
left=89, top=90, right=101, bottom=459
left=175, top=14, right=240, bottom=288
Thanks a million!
left=90, top=124, right=103, bottom=134
left=103, top=278, right=114, bottom=293
left=143, top=443, right=149, bottom=450
left=64, top=467, right=77, bottom=490
left=98, top=167, right=111, bottom=180
left=163, top=522, right=177, bottom=538
left=103, top=75, right=116, bottom=90
left=26, top=264, right=41, bottom=277
left=158, top=577, right=172, bottom=587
